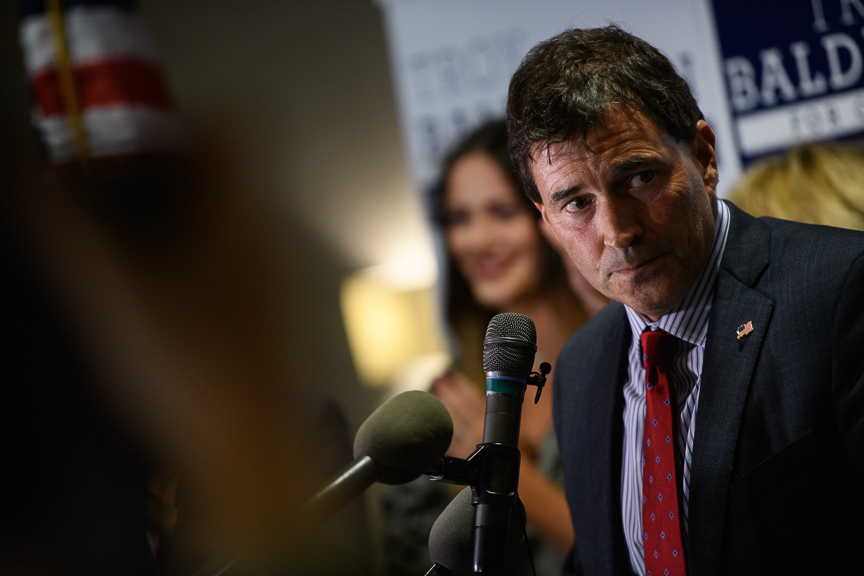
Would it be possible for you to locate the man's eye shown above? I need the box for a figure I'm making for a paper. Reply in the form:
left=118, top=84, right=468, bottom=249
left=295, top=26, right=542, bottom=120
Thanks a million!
left=564, top=197, right=593, bottom=212
left=630, top=171, right=655, bottom=187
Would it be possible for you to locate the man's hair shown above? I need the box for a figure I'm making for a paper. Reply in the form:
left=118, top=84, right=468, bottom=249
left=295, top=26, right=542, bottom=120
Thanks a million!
left=507, top=25, right=705, bottom=202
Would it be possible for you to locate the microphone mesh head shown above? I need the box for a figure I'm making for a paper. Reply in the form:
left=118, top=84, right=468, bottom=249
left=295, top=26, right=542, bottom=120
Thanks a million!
left=482, top=313, right=537, bottom=375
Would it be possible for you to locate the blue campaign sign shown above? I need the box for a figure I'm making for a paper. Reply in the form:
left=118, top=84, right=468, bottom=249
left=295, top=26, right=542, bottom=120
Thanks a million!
left=713, top=0, right=864, bottom=163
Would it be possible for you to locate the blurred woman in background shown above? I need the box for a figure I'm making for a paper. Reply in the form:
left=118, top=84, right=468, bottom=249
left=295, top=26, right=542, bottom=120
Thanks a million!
left=380, top=120, right=607, bottom=576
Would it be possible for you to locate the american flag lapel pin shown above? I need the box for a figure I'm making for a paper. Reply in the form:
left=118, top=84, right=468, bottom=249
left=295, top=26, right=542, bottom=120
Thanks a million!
left=736, top=321, right=754, bottom=340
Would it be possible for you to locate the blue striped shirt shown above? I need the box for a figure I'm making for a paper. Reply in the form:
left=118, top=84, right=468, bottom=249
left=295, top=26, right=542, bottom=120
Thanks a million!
left=621, top=200, right=730, bottom=575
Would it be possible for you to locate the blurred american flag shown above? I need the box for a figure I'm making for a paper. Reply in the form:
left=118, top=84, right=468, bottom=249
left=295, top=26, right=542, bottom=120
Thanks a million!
left=18, top=0, right=184, bottom=180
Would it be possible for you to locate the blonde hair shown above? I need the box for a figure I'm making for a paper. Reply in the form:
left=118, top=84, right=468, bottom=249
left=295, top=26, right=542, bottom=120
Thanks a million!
left=729, top=143, right=864, bottom=231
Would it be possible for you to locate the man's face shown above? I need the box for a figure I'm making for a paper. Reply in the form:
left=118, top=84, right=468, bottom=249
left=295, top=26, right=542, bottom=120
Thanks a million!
left=531, top=109, right=718, bottom=321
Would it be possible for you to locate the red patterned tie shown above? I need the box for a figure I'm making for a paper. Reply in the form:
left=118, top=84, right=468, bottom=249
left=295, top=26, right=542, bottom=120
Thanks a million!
left=641, top=329, right=687, bottom=576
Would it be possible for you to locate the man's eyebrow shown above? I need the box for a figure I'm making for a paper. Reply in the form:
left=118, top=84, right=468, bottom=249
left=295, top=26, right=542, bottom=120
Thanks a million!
left=549, top=186, right=580, bottom=206
left=612, top=154, right=652, bottom=175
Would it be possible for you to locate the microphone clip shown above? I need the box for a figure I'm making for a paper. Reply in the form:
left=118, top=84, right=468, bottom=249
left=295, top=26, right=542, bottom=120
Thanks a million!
left=426, top=444, right=519, bottom=500
left=526, top=361, right=552, bottom=404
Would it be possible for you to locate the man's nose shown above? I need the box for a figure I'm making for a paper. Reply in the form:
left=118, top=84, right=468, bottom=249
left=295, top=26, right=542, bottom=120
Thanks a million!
left=599, top=198, right=641, bottom=249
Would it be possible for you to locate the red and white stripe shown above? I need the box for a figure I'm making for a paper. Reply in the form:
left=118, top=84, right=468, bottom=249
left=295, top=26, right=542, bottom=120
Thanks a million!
left=20, top=4, right=183, bottom=169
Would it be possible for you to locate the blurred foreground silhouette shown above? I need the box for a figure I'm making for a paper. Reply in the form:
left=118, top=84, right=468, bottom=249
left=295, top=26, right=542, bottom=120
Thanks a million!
left=1, top=19, right=367, bottom=576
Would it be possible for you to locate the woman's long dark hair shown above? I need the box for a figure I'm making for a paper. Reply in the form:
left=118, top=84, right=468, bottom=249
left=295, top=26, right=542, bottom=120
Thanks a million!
left=429, top=119, right=574, bottom=384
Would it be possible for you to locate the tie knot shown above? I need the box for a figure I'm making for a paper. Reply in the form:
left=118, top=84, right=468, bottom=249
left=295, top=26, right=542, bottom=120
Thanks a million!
left=640, top=329, right=674, bottom=369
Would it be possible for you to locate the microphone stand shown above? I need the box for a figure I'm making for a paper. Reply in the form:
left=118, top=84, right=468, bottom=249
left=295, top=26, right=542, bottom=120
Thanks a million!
left=423, top=363, right=550, bottom=575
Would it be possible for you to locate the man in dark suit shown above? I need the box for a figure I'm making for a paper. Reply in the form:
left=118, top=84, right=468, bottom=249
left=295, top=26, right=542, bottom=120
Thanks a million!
left=506, top=25, right=864, bottom=575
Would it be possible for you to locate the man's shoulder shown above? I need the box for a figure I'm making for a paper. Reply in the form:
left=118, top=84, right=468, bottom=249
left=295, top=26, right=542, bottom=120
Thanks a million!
left=553, top=301, right=629, bottom=429
left=727, top=201, right=864, bottom=262
left=762, top=213, right=864, bottom=242
left=760, top=216, right=864, bottom=286
left=723, top=202, right=864, bottom=291
left=557, top=301, right=628, bottom=370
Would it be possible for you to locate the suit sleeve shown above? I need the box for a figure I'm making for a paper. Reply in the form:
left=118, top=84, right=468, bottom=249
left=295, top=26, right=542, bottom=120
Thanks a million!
left=832, top=248, right=864, bottom=497
left=560, top=545, right=584, bottom=576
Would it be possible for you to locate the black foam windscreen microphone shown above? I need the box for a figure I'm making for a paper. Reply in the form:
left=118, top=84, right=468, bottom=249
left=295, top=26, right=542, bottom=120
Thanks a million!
left=473, top=312, right=537, bottom=573
left=429, top=487, right=476, bottom=576
left=306, top=390, right=453, bottom=522
left=428, top=487, right=524, bottom=576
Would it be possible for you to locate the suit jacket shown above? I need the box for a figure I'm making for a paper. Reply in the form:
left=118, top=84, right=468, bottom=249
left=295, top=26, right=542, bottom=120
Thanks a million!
left=553, top=202, right=864, bottom=576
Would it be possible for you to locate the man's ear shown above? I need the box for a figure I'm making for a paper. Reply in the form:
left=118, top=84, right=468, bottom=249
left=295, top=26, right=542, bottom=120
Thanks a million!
left=534, top=201, right=550, bottom=225
left=693, top=120, right=718, bottom=197
left=537, top=212, right=563, bottom=252
left=535, top=202, right=566, bottom=250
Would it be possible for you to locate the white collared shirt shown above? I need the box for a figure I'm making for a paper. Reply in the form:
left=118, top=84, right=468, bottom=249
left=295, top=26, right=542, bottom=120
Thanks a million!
left=621, top=200, right=731, bottom=575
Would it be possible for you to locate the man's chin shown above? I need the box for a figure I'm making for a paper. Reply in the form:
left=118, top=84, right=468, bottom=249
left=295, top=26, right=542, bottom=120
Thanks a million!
left=607, top=268, right=686, bottom=314
left=614, top=288, right=682, bottom=322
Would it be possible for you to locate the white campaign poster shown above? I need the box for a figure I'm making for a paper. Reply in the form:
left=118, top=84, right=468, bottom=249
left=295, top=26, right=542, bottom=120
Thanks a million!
left=377, top=0, right=740, bottom=198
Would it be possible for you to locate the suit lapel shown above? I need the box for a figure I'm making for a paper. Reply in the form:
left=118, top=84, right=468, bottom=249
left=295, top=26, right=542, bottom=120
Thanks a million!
left=687, top=204, right=774, bottom=576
